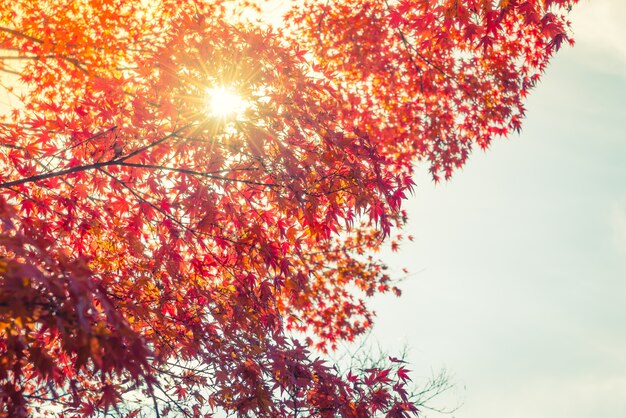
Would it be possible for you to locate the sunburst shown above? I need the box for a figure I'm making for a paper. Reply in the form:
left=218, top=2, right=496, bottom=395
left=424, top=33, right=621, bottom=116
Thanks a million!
left=205, top=86, right=247, bottom=119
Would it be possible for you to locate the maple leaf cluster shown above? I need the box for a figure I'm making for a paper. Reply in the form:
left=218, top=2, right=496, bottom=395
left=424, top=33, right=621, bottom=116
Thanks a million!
left=0, top=0, right=576, bottom=416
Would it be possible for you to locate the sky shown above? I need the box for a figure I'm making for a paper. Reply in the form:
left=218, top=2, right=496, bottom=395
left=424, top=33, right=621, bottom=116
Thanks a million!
left=369, top=1, right=626, bottom=417
left=0, top=1, right=623, bottom=417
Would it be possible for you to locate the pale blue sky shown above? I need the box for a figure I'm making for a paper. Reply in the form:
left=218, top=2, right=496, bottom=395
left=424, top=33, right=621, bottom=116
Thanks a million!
left=371, top=1, right=626, bottom=417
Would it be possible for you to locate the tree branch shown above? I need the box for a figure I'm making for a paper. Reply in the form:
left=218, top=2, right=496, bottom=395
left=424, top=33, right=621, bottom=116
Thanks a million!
left=117, top=161, right=279, bottom=188
left=0, top=125, right=192, bottom=189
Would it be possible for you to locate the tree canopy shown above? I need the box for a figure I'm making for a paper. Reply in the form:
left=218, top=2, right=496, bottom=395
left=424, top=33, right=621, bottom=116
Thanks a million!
left=0, top=0, right=577, bottom=416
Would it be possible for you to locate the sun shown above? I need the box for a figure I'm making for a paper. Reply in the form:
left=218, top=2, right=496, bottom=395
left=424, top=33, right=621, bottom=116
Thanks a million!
left=205, top=86, right=247, bottom=119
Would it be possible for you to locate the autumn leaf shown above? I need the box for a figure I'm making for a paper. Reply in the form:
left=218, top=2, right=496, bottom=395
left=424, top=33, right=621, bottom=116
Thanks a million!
left=0, top=0, right=577, bottom=416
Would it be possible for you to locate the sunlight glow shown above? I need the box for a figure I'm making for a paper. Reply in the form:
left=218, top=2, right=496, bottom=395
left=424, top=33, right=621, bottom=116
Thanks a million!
left=205, top=86, right=247, bottom=118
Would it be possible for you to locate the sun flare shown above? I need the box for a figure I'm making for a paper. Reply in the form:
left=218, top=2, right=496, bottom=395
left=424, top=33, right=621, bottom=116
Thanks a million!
left=205, top=86, right=246, bottom=118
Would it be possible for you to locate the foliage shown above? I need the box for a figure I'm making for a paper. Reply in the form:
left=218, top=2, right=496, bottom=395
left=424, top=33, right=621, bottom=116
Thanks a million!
left=0, top=0, right=576, bottom=416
